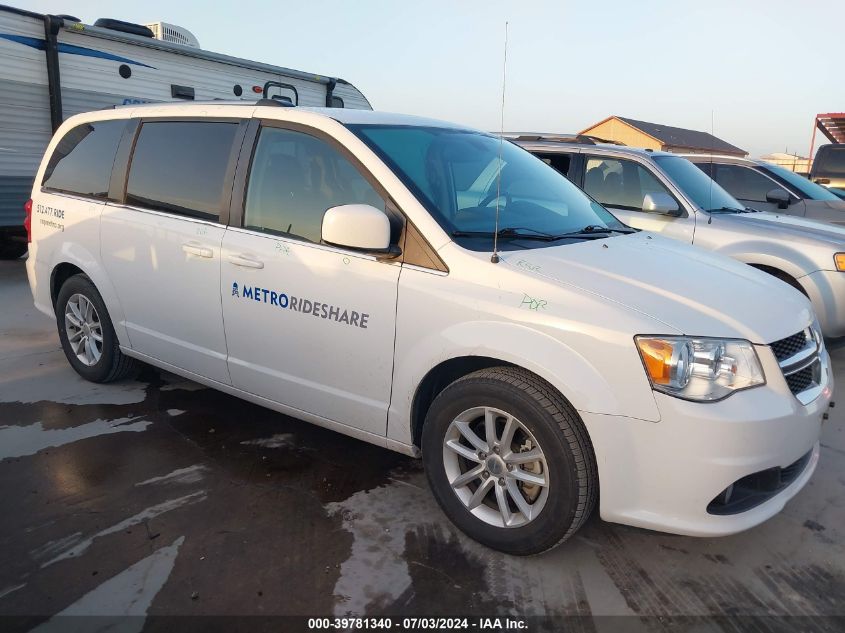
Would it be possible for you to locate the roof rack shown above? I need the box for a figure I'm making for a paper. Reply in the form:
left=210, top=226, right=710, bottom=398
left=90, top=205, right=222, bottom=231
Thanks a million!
left=111, top=98, right=295, bottom=110
left=255, top=98, right=294, bottom=107
left=508, top=133, right=625, bottom=146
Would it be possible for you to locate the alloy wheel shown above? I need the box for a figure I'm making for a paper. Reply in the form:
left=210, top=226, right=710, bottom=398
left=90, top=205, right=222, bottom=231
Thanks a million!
left=64, top=293, right=103, bottom=367
left=442, top=406, right=549, bottom=528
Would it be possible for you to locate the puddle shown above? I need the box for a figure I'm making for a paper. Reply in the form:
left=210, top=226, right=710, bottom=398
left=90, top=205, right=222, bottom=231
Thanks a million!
left=327, top=468, right=518, bottom=616
left=41, top=492, right=206, bottom=568
left=135, top=465, right=208, bottom=487
left=0, top=417, right=151, bottom=460
left=32, top=536, right=184, bottom=631
left=240, top=433, right=295, bottom=449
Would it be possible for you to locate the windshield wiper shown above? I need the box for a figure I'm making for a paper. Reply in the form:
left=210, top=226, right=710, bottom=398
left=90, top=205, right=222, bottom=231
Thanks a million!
left=553, top=225, right=636, bottom=239
left=706, top=206, right=747, bottom=214
left=451, top=227, right=558, bottom=241
left=451, top=225, right=635, bottom=242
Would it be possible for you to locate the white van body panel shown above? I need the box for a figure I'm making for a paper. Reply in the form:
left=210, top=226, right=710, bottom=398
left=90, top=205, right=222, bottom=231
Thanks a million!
left=220, top=227, right=402, bottom=436
left=100, top=205, right=230, bottom=384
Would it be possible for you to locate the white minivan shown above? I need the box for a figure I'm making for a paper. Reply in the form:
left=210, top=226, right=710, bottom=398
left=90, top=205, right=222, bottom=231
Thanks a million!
left=26, top=102, right=833, bottom=554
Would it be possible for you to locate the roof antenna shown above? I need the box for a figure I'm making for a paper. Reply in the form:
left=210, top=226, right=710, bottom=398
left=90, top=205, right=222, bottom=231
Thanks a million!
left=491, top=21, right=509, bottom=264
left=708, top=109, right=714, bottom=225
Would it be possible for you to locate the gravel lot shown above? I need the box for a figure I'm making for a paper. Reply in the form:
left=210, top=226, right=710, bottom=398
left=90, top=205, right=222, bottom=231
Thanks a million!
left=1, top=258, right=843, bottom=631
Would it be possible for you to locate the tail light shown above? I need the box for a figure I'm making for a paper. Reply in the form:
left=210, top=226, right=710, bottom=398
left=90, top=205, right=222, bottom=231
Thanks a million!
left=24, top=198, right=32, bottom=243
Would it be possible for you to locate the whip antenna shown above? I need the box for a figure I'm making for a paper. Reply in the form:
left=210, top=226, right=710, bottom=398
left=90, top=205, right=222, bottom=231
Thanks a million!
left=708, top=109, right=714, bottom=223
left=491, top=21, right=509, bottom=264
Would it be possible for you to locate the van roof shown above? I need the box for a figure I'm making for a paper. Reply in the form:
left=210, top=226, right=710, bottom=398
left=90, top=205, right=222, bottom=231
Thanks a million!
left=90, top=100, right=475, bottom=131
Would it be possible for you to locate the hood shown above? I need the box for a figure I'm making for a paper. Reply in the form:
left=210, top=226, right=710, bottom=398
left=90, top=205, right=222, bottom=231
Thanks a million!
left=719, top=211, right=845, bottom=248
left=500, top=233, right=813, bottom=344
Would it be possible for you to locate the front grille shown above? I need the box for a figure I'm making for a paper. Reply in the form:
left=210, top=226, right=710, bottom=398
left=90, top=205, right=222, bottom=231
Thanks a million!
left=771, top=326, right=823, bottom=401
left=771, top=331, right=809, bottom=363
left=785, top=363, right=816, bottom=394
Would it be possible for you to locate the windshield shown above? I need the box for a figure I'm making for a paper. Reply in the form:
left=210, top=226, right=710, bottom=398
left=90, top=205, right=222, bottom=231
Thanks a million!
left=653, top=155, right=743, bottom=211
left=348, top=125, right=626, bottom=249
left=816, top=146, right=845, bottom=177
left=763, top=163, right=840, bottom=201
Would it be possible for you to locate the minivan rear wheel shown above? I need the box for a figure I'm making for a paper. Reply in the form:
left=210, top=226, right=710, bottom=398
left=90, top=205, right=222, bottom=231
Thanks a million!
left=56, top=274, right=139, bottom=382
left=421, top=367, right=597, bottom=555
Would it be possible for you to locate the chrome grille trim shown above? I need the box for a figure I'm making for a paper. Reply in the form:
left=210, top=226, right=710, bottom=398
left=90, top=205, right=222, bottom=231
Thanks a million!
left=771, top=326, right=825, bottom=404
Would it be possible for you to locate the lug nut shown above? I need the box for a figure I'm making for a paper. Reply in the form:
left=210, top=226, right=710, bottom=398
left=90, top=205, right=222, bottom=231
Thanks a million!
left=498, top=478, right=505, bottom=486
left=492, top=446, right=499, bottom=454
left=482, top=471, right=489, bottom=479
left=477, top=451, right=486, bottom=460
left=507, top=464, right=513, bottom=471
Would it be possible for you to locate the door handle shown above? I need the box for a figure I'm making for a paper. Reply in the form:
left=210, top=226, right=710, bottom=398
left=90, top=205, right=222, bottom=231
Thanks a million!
left=227, top=254, right=264, bottom=269
left=182, top=242, right=213, bottom=258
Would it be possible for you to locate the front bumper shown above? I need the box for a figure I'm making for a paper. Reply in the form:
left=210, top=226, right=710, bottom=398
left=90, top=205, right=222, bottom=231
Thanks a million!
left=582, top=344, right=832, bottom=537
left=798, top=269, right=845, bottom=338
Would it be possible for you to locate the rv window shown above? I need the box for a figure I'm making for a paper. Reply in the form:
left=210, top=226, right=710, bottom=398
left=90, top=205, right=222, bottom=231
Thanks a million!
left=42, top=120, right=125, bottom=199
left=126, top=121, right=238, bottom=221
left=331, top=96, right=345, bottom=108
left=243, top=127, right=385, bottom=242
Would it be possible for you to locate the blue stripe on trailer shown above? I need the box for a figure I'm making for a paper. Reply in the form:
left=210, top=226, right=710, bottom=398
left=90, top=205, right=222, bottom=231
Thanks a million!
left=0, top=33, right=157, bottom=69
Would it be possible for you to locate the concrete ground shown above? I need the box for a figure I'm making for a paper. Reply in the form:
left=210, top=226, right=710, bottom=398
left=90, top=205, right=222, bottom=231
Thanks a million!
left=0, top=257, right=843, bottom=631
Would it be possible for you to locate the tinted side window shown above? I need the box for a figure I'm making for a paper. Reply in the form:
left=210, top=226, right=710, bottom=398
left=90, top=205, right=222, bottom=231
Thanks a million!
left=126, top=121, right=238, bottom=221
left=712, top=164, right=781, bottom=202
left=584, top=157, right=674, bottom=210
left=534, top=153, right=573, bottom=180
left=695, top=162, right=714, bottom=177
left=244, top=127, right=385, bottom=243
left=42, top=120, right=125, bottom=199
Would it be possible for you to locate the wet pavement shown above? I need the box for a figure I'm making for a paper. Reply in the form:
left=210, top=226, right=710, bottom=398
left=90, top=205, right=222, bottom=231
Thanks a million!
left=1, top=258, right=844, bottom=631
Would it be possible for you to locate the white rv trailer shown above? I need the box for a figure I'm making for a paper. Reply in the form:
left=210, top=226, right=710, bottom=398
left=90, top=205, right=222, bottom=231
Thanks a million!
left=0, top=4, right=372, bottom=258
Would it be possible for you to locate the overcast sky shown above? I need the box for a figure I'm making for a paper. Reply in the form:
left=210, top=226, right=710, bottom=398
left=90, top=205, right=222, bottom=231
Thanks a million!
left=29, top=0, right=842, bottom=157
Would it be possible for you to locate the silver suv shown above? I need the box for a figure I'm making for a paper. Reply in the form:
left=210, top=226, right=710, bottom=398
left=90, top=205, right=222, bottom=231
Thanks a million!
left=514, top=136, right=845, bottom=338
left=687, top=155, right=845, bottom=223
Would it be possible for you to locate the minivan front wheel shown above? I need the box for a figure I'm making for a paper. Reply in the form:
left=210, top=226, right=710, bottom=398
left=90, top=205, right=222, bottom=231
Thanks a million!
left=56, top=274, right=139, bottom=382
left=422, top=367, right=597, bottom=555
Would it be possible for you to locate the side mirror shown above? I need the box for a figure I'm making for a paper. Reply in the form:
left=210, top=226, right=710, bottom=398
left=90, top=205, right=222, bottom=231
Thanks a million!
left=642, top=192, right=680, bottom=216
left=322, top=204, right=399, bottom=258
left=765, top=188, right=791, bottom=209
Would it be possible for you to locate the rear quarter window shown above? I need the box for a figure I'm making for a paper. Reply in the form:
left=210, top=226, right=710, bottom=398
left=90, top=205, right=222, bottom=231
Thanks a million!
left=126, top=121, right=239, bottom=221
left=42, top=120, right=126, bottom=199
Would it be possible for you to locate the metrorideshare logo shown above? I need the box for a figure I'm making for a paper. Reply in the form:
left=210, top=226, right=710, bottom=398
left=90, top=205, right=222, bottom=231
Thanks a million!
left=231, top=282, right=370, bottom=329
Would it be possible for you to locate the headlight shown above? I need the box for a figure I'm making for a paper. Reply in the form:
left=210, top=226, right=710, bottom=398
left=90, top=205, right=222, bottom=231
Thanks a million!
left=635, top=336, right=765, bottom=401
left=835, top=253, right=845, bottom=271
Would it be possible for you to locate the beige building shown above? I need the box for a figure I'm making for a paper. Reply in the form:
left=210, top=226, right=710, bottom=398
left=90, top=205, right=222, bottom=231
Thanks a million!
left=579, top=116, right=747, bottom=157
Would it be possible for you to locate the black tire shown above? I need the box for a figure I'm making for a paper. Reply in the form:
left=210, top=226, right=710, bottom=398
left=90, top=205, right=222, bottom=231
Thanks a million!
left=0, top=239, right=27, bottom=260
left=55, top=274, right=139, bottom=383
left=421, top=366, right=597, bottom=555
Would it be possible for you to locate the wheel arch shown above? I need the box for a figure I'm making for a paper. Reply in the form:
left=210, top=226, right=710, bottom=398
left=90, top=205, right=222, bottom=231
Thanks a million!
left=390, top=320, right=661, bottom=449
left=410, top=356, right=514, bottom=447
left=47, top=256, right=130, bottom=346
left=50, top=262, right=86, bottom=307
left=747, top=263, right=808, bottom=296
